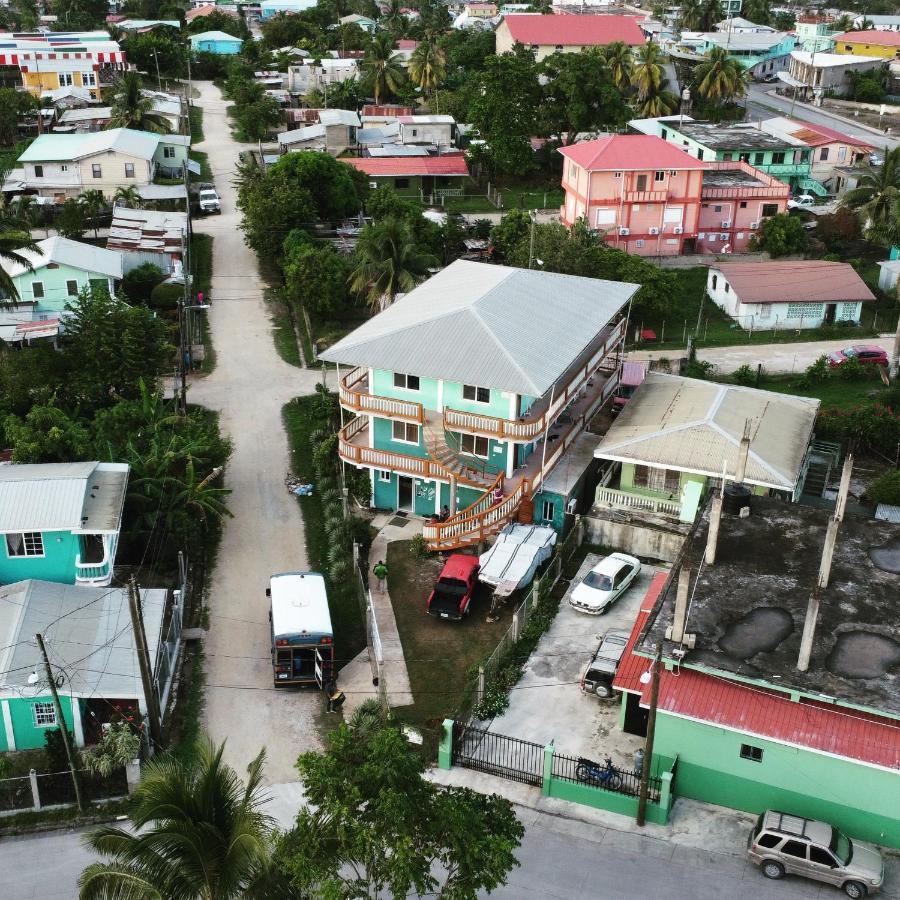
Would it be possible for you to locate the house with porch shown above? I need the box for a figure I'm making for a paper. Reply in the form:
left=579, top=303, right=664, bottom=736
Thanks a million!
left=706, top=260, right=874, bottom=329
left=0, top=462, right=129, bottom=587
left=0, top=237, right=123, bottom=345
left=319, top=259, right=638, bottom=551
left=0, top=580, right=170, bottom=751
left=614, top=498, right=900, bottom=849
left=688, top=30, right=796, bottom=79
left=341, top=156, right=469, bottom=203
left=588, top=373, right=819, bottom=556
left=494, top=14, right=645, bottom=61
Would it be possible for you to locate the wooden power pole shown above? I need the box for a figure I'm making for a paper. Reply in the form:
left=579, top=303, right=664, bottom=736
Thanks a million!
left=35, top=633, right=83, bottom=813
left=636, top=642, right=663, bottom=827
left=128, top=577, right=163, bottom=749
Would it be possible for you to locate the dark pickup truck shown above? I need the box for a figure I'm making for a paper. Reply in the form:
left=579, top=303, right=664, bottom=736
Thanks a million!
left=426, top=554, right=480, bottom=620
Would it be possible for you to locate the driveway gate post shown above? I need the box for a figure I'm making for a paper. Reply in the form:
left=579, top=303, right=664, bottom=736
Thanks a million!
left=542, top=742, right=554, bottom=796
left=438, top=719, right=454, bottom=770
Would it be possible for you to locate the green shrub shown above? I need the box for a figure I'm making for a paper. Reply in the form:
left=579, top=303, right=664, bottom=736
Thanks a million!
left=149, top=281, right=182, bottom=311
left=866, top=469, right=900, bottom=506
left=121, top=263, right=165, bottom=303
left=409, top=533, right=429, bottom=560
left=733, top=363, right=756, bottom=386
left=805, top=355, right=830, bottom=385
left=685, top=359, right=715, bottom=380
left=838, top=356, right=867, bottom=381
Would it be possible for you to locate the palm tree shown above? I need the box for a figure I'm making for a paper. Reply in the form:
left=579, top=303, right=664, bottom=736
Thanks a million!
left=380, top=0, right=405, bottom=34
left=409, top=39, right=447, bottom=109
left=633, top=42, right=666, bottom=103
left=362, top=33, right=406, bottom=104
left=113, top=185, right=143, bottom=210
left=79, top=739, right=291, bottom=900
left=699, top=0, right=724, bottom=30
left=108, top=71, right=171, bottom=133
left=603, top=41, right=634, bottom=90
left=842, top=147, right=900, bottom=240
left=678, top=0, right=703, bottom=30
left=350, top=218, right=437, bottom=311
left=0, top=210, right=38, bottom=304
left=741, top=0, right=772, bottom=26
left=634, top=77, right=680, bottom=117
left=694, top=46, right=748, bottom=104
left=78, top=189, right=107, bottom=240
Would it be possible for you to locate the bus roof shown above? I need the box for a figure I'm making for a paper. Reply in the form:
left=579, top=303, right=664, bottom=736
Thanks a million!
left=270, top=572, right=332, bottom=640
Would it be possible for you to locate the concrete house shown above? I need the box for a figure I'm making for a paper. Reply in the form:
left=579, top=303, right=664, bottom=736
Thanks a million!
left=0, top=462, right=129, bottom=587
left=794, top=14, right=837, bottom=53
left=0, top=238, right=123, bottom=345
left=189, top=30, right=244, bottom=54
left=397, top=114, right=455, bottom=148
left=320, top=260, right=637, bottom=550
left=342, top=155, right=469, bottom=202
left=0, top=580, right=173, bottom=751
left=287, top=59, right=359, bottom=94
left=784, top=51, right=883, bottom=99
left=615, top=500, right=900, bottom=849
left=17, top=129, right=190, bottom=202
left=690, top=30, right=796, bottom=79
left=494, top=14, right=645, bottom=61
left=706, top=260, right=874, bottom=329
left=833, top=29, right=900, bottom=59
left=589, top=373, right=819, bottom=556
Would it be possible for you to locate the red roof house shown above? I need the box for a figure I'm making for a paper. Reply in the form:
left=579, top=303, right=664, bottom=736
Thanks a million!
left=343, top=157, right=469, bottom=177
left=496, top=14, right=645, bottom=58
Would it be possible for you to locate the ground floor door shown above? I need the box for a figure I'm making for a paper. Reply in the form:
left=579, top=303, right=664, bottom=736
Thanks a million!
left=398, top=475, right=413, bottom=511
left=824, top=303, right=837, bottom=325
left=623, top=691, right=649, bottom=737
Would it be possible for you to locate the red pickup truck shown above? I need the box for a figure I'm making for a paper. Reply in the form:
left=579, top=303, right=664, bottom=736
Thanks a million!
left=426, top=554, right=480, bottom=620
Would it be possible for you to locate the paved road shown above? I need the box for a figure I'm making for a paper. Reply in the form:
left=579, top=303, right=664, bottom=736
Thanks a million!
left=745, top=84, right=898, bottom=152
left=188, top=81, right=322, bottom=784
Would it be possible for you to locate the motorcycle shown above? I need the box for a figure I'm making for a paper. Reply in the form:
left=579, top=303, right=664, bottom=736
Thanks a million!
left=575, top=756, right=623, bottom=790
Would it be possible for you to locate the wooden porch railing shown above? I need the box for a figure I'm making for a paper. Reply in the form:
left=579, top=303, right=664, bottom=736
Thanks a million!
left=339, top=366, right=425, bottom=422
left=595, top=486, right=681, bottom=517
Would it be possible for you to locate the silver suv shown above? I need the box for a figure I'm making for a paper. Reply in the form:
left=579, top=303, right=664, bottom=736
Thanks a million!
left=748, top=810, right=884, bottom=898
left=580, top=629, right=629, bottom=699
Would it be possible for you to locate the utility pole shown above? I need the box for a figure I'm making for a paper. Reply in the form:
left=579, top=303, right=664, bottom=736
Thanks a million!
left=152, top=47, right=161, bottom=91
left=890, top=307, right=900, bottom=380
left=128, top=577, right=163, bottom=749
left=636, top=642, right=663, bottom=827
left=35, top=633, right=83, bottom=812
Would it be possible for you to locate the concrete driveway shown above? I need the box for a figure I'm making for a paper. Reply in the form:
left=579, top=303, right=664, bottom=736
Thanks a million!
left=188, top=82, right=322, bottom=784
left=486, top=556, right=667, bottom=767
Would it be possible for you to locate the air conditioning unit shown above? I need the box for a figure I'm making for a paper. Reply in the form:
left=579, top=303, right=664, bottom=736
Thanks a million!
left=673, top=226, right=684, bottom=234
left=649, top=226, right=659, bottom=235
left=720, top=232, right=730, bottom=241
left=749, top=220, right=759, bottom=230
left=566, top=497, right=578, bottom=514
left=369, top=181, right=378, bottom=189
left=618, top=227, right=630, bottom=236
left=721, top=220, right=732, bottom=228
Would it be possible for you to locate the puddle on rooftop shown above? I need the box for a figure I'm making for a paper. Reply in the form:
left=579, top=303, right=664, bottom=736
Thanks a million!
left=869, top=538, right=900, bottom=575
left=717, top=607, right=794, bottom=659
left=826, top=631, right=900, bottom=679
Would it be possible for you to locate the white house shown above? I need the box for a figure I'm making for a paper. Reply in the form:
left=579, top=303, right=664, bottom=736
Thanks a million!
left=397, top=115, right=455, bottom=148
left=706, top=260, right=875, bottom=329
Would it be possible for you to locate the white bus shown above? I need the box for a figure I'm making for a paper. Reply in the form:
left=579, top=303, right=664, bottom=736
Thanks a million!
left=266, top=572, right=334, bottom=687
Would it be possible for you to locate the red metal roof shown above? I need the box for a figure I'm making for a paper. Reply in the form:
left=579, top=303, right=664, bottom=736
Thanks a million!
left=787, top=120, right=875, bottom=149
left=502, top=13, right=645, bottom=46
left=834, top=29, right=900, bottom=47
left=559, top=135, right=708, bottom=172
left=714, top=260, right=875, bottom=305
left=612, top=572, right=666, bottom=695
left=641, top=667, right=900, bottom=771
left=343, top=156, right=469, bottom=177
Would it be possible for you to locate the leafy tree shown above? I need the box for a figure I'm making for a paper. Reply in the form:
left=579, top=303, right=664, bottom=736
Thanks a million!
left=185, top=9, right=250, bottom=39
left=350, top=217, right=437, bottom=310
left=283, top=240, right=353, bottom=317
left=866, top=469, right=900, bottom=506
left=365, top=184, right=419, bottom=221
left=679, top=0, right=702, bottom=29
left=79, top=739, right=293, bottom=900
left=0, top=87, right=35, bottom=146
left=80, top=722, right=140, bottom=778
left=468, top=46, right=541, bottom=177
left=409, top=37, right=447, bottom=108
left=108, top=71, right=172, bottom=133
left=741, top=0, right=772, bottom=25
left=78, top=189, right=106, bottom=240
left=276, top=702, right=524, bottom=899
left=603, top=41, right=634, bottom=90
left=113, top=184, right=143, bottom=209
left=3, top=404, right=92, bottom=463
left=752, top=212, right=809, bottom=257
left=633, top=42, right=666, bottom=101
left=694, top=46, right=747, bottom=104
left=490, top=208, right=531, bottom=259
left=234, top=94, right=281, bottom=140
left=362, top=32, right=406, bottom=103
left=773, top=10, right=794, bottom=30
left=439, top=27, right=495, bottom=75
left=121, top=262, right=165, bottom=303
left=0, top=214, right=37, bottom=302
left=260, top=11, right=325, bottom=50
left=55, top=198, right=86, bottom=240
left=271, top=151, right=367, bottom=224
left=120, top=31, right=187, bottom=80
left=49, top=0, right=108, bottom=30
left=699, top=0, right=724, bottom=29
left=841, top=146, right=900, bottom=242
left=634, top=76, right=679, bottom=117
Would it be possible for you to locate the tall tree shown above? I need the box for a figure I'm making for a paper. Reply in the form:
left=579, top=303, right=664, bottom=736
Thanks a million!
left=108, top=71, right=171, bottom=133
left=113, top=185, right=143, bottom=209
left=699, top=0, right=724, bottom=30
left=741, top=0, right=772, bottom=26
left=603, top=41, right=634, bottom=90
left=79, top=739, right=292, bottom=900
left=633, top=42, right=666, bottom=103
left=842, top=147, right=900, bottom=241
left=350, top=217, right=436, bottom=310
left=678, top=0, right=702, bottom=29
left=694, top=46, right=747, bottom=104
left=77, top=189, right=106, bottom=240
left=634, top=77, right=679, bottom=117
left=362, top=32, right=406, bottom=103
left=0, top=215, right=37, bottom=303
left=409, top=38, right=447, bottom=108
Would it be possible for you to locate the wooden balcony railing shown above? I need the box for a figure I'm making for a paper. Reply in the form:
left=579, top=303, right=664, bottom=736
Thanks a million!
left=338, top=366, right=425, bottom=423
left=594, top=486, right=681, bottom=517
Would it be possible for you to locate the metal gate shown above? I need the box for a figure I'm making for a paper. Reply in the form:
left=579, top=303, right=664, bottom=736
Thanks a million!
left=452, top=722, right=545, bottom=787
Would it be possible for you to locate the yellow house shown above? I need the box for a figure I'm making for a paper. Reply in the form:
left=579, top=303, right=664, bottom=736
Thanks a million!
left=833, top=29, right=900, bottom=58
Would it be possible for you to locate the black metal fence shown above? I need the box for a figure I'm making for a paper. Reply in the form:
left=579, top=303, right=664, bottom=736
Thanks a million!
left=552, top=751, right=661, bottom=801
left=452, top=722, right=545, bottom=787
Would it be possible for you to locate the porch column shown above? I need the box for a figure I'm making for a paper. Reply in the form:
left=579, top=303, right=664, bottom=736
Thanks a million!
left=71, top=696, right=84, bottom=748
left=1, top=700, right=15, bottom=751
left=449, top=474, right=457, bottom=515
left=506, top=442, right=516, bottom=479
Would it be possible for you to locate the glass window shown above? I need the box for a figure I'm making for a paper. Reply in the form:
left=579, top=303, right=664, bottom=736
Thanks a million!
left=462, top=384, right=490, bottom=403
left=460, top=433, right=489, bottom=457
left=781, top=841, right=807, bottom=859
left=654, top=170, right=665, bottom=182
left=809, top=847, right=836, bottom=867
left=34, top=164, right=43, bottom=177
left=32, top=281, right=44, bottom=299
left=819, top=147, right=829, bottom=161
left=66, top=280, right=78, bottom=296
left=697, top=149, right=704, bottom=160
left=757, top=834, right=781, bottom=849
left=124, top=162, right=135, bottom=178
left=740, top=201, right=748, bottom=208
left=33, top=702, right=56, bottom=727
left=391, top=421, right=418, bottom=443
left=378, top=470, right=391, bottom=482
left=92, top=164, right=102, bottom=178
left=394, top=178, right=409, bottom=188
left=740, top=743, right=763, bottom=762
left=6, top=532, right=45, bottom=557
left=754, top=153, right=764, bottom=165
left=541, top=499, right=555, bottom=522
left=636, top=174, right=648, bottom=191
left=392, top=373, right=420, bottom=391
left=762, top=203, right=779, bottom=217
left=772, top=151, right=785, bottom=164
left=163, top=146, right=175, bottom=158
left=613, top=171, right=622, bottom=178
left=634, top=466, right=679, bottom=494
left=583, top=571, right=612, bottom=590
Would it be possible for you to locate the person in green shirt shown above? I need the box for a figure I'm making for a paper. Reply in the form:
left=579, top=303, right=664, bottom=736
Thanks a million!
left=373, top=560, right=388, bottom=592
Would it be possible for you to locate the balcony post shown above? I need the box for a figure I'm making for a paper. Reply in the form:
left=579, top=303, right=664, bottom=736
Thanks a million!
left=449, top=475, right=457, bottom=515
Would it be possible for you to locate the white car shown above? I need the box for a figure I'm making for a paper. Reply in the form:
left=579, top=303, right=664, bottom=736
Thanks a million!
left=569, top=553, right=641, bottom=615
left=787, top=194, right=815, bottom=210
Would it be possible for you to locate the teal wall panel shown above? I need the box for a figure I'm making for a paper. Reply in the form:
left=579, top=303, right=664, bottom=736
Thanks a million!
left=8, top=694, right=76, bottom=751
left=0, top=530, right=81, bottom=585
left=372, top=369, right=440, bottom=411
left=372, top=416, right=428, bottom=458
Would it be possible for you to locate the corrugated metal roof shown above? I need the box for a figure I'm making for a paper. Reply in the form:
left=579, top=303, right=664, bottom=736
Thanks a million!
left=278, top=124, right=325, bottom=146
left=19, top=128, right=162, bottom=163
left=641, top=666, right=900, bottom=771
left=0, top=462, right=128, bottom=534
left=317, top=108, right=360, bottom=127
left=0, top=236, right=123, bottom=280
left=712, top=260, right=875, bottom=305
left=58, top=106, right=112, bottom=124
left=613, top=572, right=667, bottom=694
left=560, top=135, right=708, bottom=172
left=875, top=504, right=900, bottom=524
left=502, top=13, right=645, bottom=46
left=342, top=156, right=469, bottom=177
left=0, top=580, right=164, bottom=700
left=320, top=260, right=638, bottom=397
left=107, top=207, right=188, bottom=256
left=594, top=373, right=819, bottom=491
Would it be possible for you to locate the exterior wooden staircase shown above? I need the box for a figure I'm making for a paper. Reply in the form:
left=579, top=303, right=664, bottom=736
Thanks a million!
left=423, top=421, right=495, bottom=490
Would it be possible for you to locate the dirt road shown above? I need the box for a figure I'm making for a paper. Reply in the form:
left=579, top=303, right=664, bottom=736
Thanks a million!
left=188, top=82, right=322, bottom=783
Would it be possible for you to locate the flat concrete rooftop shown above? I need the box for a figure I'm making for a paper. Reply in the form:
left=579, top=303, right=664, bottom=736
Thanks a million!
left=675, top=121, right=790, bottom=151
left=702, top=168, right=769, bottom=189
left=640, top=496, right=900, bottom=716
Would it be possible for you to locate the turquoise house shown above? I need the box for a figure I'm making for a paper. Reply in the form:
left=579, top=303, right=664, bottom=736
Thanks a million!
left=0, top=462, right=129, bottom=587
left=694, top=30, right=796, bottom=79
left=320, top=259, right=637, bottom=551
left=189, top=30, right=244, bottom=54
left=0, top=237, right=122, bottom=345
left=0, top=580, right=167, bottom=750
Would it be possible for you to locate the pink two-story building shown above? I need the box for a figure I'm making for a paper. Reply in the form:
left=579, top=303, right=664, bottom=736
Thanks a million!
left=559, top=135, right=790, bottom=257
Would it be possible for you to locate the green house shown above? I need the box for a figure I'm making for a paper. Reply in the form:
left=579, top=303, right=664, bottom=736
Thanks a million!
left=0, top=580, right=168, bottom=751
left=0, top=462, right=129, bottom=587
left=320, top=259, right=638, bottom=551
left=342, top=156, right=470, bottom=203
left=614, top=499, right=900, bottom=849
left=593, top=373, right=820, bottom=526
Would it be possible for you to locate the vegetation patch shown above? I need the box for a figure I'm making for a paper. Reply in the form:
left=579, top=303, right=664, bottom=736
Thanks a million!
left=190, top=233, right=216, bottom=373
left=267, top=289, right=303, bottom=367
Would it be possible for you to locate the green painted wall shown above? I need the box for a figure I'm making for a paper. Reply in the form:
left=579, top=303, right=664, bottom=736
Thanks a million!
left=0, top=530, right=81, bottom=585
left=372, top=470, right=396, bottom=508
left=8, top=694, right=76, bottom=751
left=372, top=416, right=428, bottom=458
left=13, top=261, right=114, bottom=315
left=547, top=775, right=670, bottom=825
left=655, top=715, right=900, bottom=849
left=619, top=464, right=707, bottom=501
left=414, top=478, right=439, bottom=516
left=442, top=382, right=514, bottom=419
left=532, top=489, right=566, bottom=531
left=372, top=369, right=440, bottom=411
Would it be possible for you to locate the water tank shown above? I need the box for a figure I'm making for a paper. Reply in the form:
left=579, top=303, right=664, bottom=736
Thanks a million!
left=722, top=483, right=751, bottom=516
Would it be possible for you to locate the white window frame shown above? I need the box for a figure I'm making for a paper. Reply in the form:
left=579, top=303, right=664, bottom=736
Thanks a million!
left=462, top=384, right=491, bottom=404
left=124, top=162, right=135, bottom=178
left=32, top=702, right=57, bottom=728
left=378, top=470, right=392, bottom=483
left=391, top=421, right=419, bottom=445
left=92, top=163, right=102, bottom=179
left=31, top=281, right=44, bottom=299
left=541, top=499, right=555, bottom=521
left=84, top=71, right=96, bottom=87
left=33, top=164, right=43, bottom=178
left=6, top=532, right=45, bottom=557
left=392, top=372, right=420, bottom=391
left=654, top=170, right=665, bottom=182
left=59, top=72, right=73, bottom=87
left=163, top=146, right=176, bottom=159
left=459, top=433, right=489, bottom=458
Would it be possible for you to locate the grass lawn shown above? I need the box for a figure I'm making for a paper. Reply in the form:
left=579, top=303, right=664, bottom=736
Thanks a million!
left=189, top=149, right=213, bottom=183
left=189, top=105, right=204, bottom=144
left=387, top=541, right=515, bottom=738
left=445, top=195, right=498, bottom=214
left=498, top=185, right=564, bottom=211
left=190, top=233, right=216, bottom=373
left=267, top=289, right=302, bottom=367
left=742, top=372, right=888, bottom=410
left=282, top=398, right=366, bottom=663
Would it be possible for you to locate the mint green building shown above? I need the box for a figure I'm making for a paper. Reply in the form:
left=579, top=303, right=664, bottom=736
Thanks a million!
left=320, top=259, right=637, bottom=551
left=0, top=462, right=129, bottom=587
